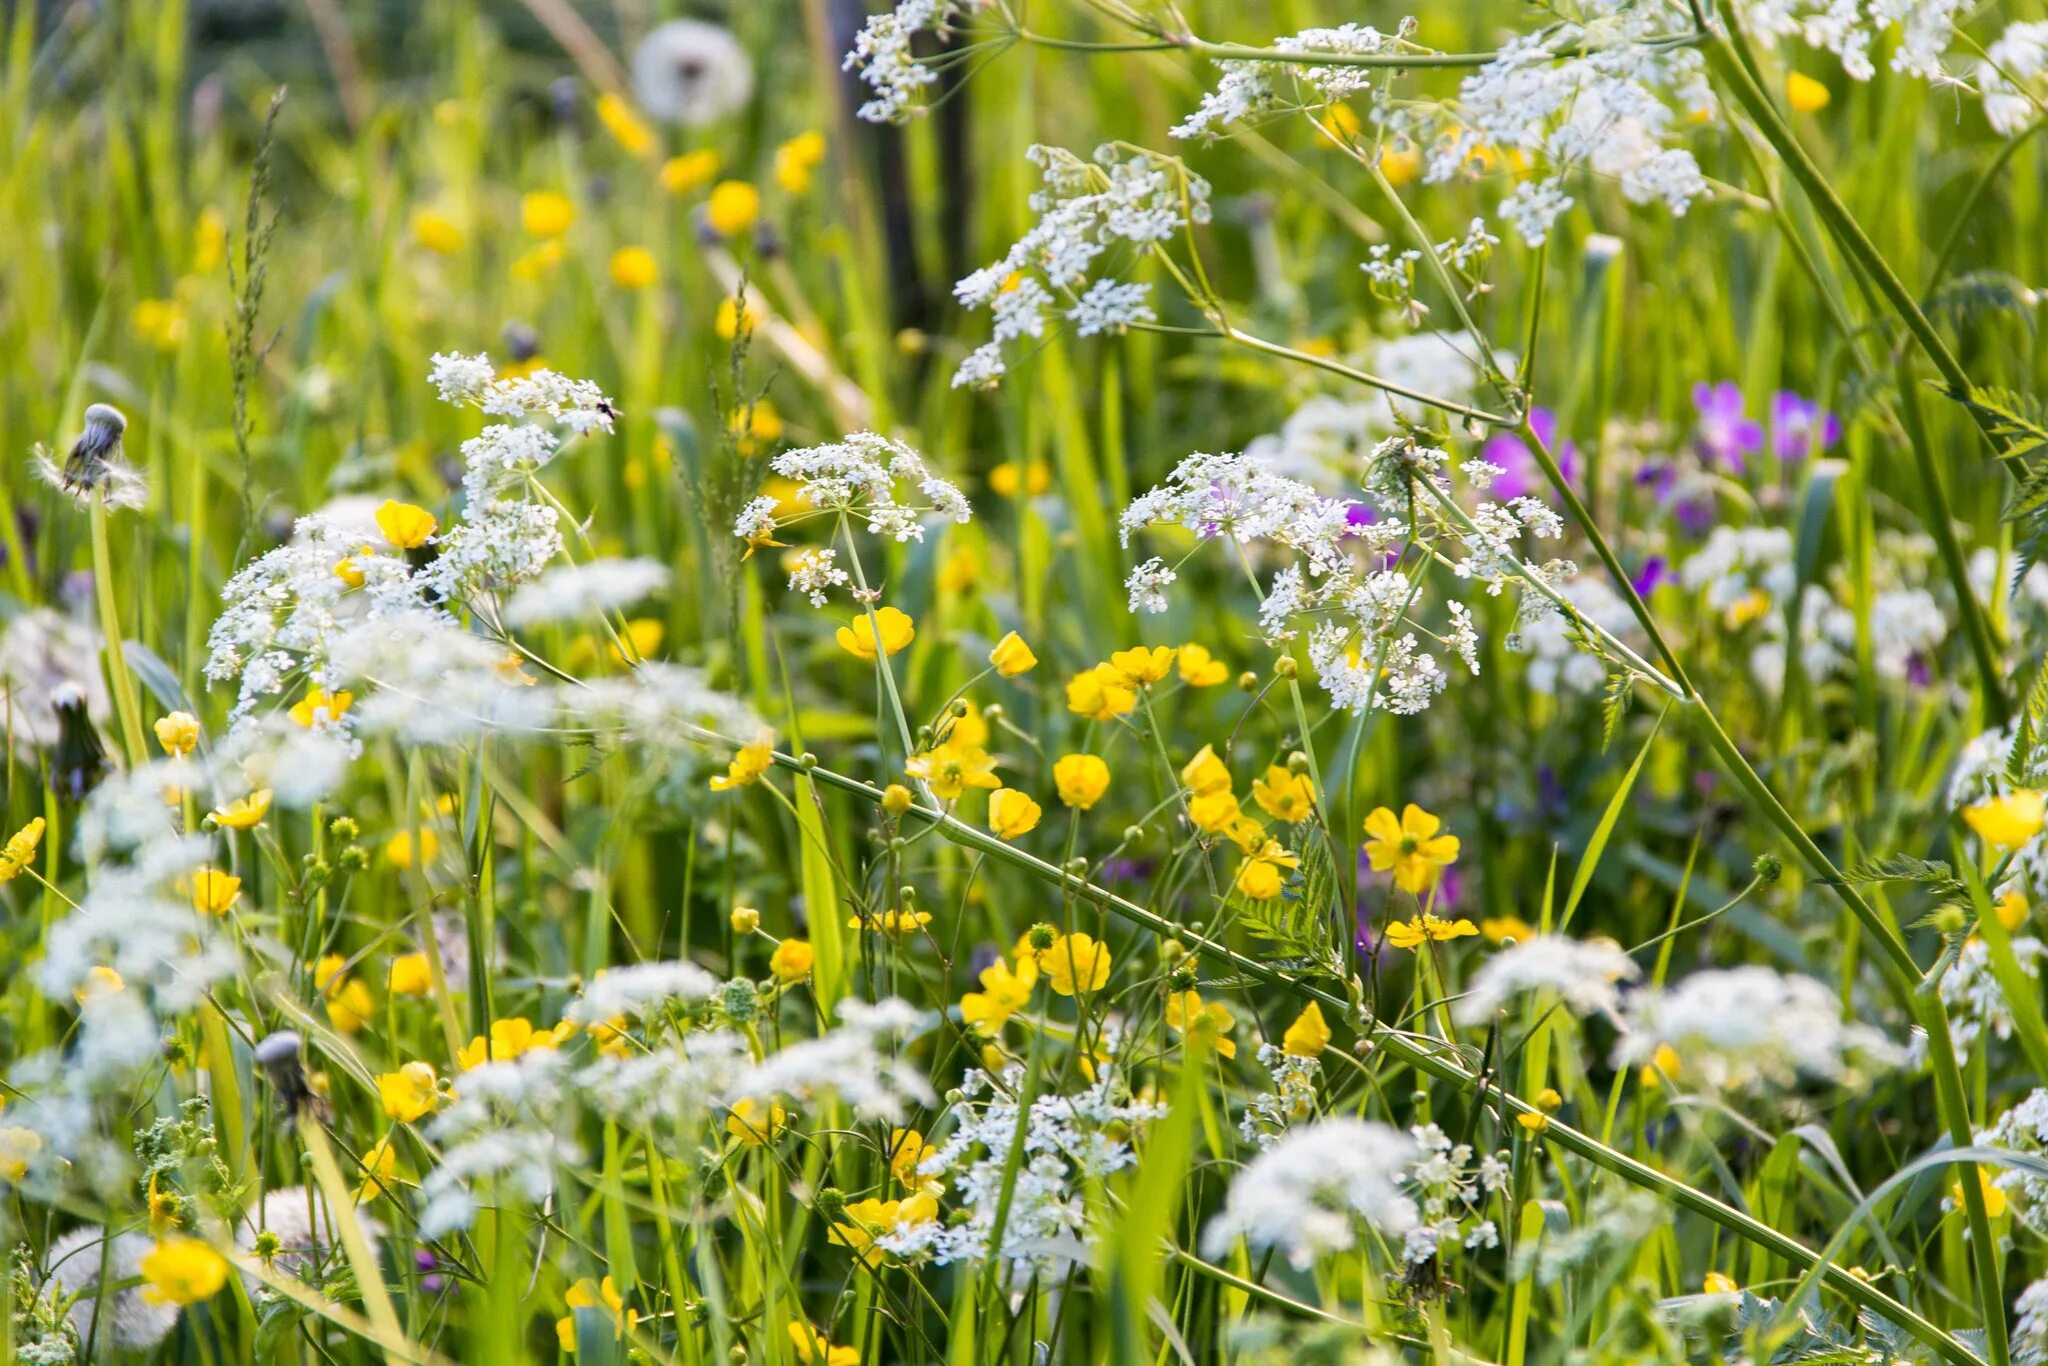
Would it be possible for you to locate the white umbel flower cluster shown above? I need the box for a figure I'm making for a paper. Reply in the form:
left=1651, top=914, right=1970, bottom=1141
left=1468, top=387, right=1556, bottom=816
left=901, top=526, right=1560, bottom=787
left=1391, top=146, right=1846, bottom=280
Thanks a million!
left=1123, top=439, right=1583, bottom=716
left=881, top=1062, right=1165, bottom=1276
left=1172, top=23, right=1412, bottom=142
left=1613, top=965, right=1902, bottom=1091
left=735, top=431, right=970, bottom=552
left=1453, top=933, right=1640, bottom=1025
left=843, top=0, right=968, bottom=123
left=1202, top=1118, right=1419, bottom=1269
left=951, top=144, right=1209, bottom=389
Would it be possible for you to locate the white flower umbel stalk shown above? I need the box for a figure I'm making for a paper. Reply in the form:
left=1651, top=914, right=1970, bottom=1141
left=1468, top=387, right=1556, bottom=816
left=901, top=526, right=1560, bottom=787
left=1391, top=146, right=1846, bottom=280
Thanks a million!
left=1614, top=965, right=1903, bottom=1091
left=1174, top=23, right=1417, bottom=142
left=1202, top=1117, right=1420, bottom=1269
left=1942, top=935, right=2047, bottom=1053
left=419, top=1049, right=579, bottom=1238
left=1977, top=1088, right=2048, bottom=1231
left=950, top=144, right=1210, bottom=390
left=1453, top=934, right=1639, bottom=1025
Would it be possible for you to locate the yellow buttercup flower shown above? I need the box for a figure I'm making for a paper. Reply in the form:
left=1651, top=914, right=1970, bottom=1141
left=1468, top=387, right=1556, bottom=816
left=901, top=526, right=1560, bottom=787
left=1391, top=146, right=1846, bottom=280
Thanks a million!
left=705, top=179, right=760, bottom=236
left=1250, top=766, right=1316, bottom=823
left=945, top=700, right=990, bottom=748
left=521, top=190, right=576, bottom=238
left=788, top=1322, right=860, bottom=1366
left=1234, top=839, right=1299, bottom=901
left=1053, top=754, right=1111, bottom=809
left=1165, top=990, right=1238, bottom=1058
left=989, top=630, right=1037, bottom=677
left=556, top=1274, right=637, bottom=1352
left=609, top=245, right=658, bottom=289
left=1997, top=890, right=2030, bottom=933
left=1363, top=803, right=1461, bottom=894
left=836, top=606, right=916, bottom=659
left=0, top=817, right=46, bottom=882
left=1953, top=1169, right=2009, bottom=1220
left=771, top=938, right=815, bottom=982
left=961, top=954, right=1036, bottom=1034
left=1965, top=791, right=2046, bottom=849
left=711, top=730, right=776, bottom=791
left=830, top=1192, right=939, bottom=1267
left=357, top=1137, right=398, bottom=1201
left=1180, top=744, right=1232, bottom=796
left=1282, top=1001, right=1330, bottom=1057
left=1178, top=643, right=1229, bottom=686
left=139, top=1237, right=228, bottom=1305
left=1786, top=71, right=1831, bottom=112
left=726, top=1098, right=790, bottom=1146
left=774, top=130, right=827, bottom=193
left=987, top=788, right=1042, bottom=840
left=715, top=293, right=756, bottom=340
left=387, top=952, right=433, bottom=996
left=457, top=1017, right=575, bottom=1070
left=1187, top=788, right=1242, bottom=837
left=848, top=907, right=933, bottom=936
left=75, top=965, right=124, bottom=1004
left=377, top=1061, right=442, bottom=1121
left=1042, top=932, right=1111, bottom=996
left=1515, top=1087, right=1565, bottom=1134
left=1383, top=913, right=1478, bottom=950
left=411, top=208, right=466, bottom=255
left=290, top=687, right=354, bottom=729
left=315, top=955, right=373, bottom=1034
left=0, top=1125, right=42, bottom=1180
left=1481, top=915, right=1534, bottom=945
left=1639, top=1041, right=1682, bottom=1089
left=190, top=869, right=242, bottom=916
left=1065, top=663, right=1136, bottom=721
left=988, top=461, right=1051, bottom=497
left=384, top=828, right=439, bottom=868
left=905, top=740, right=1000, bottom=801
left=1109, top=645, right=1177, bottom=686
left=376, top=499, right=437, bottom=549
left=1703, top=1271, right=1739, bottom=1295
left=154, top=711, right=200, bottom=757
left=1378, top=142, right=1421, bottom=186
left=887, top=1127, right=936, bottom=1189
left=132, top=298, right=188, bottom=350
left=595, top=92, right=656, bottom=158
left=660, top=148, right=722, bottom=193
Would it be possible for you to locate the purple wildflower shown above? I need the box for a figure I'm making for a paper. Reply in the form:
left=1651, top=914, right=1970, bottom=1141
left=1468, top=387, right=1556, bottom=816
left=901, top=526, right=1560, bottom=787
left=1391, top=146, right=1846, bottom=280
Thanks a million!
left=1631, top=555, right=1675, bottom=596
left=1692, top=381, right=1763, bottom=471
left=1769, top=390, right=1840, bottom=460
left=1479, top=407, right=1578, bottom=502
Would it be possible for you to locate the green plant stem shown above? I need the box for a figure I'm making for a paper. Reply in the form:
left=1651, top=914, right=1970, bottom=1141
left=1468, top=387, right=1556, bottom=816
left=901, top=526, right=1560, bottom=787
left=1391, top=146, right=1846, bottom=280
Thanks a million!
left=770, top=748, right=1981, bottom=1366
left=89, top=492, right=149, bottom=767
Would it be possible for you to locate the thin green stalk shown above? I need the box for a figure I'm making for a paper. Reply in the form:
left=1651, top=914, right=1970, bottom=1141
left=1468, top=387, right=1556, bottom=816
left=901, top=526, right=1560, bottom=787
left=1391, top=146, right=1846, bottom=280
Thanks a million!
left=89, top=492, right=149, bottom=767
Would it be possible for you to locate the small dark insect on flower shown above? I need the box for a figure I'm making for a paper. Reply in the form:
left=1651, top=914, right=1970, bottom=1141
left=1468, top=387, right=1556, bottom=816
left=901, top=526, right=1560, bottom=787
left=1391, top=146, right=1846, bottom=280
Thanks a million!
left=61, top=404, right=126, bottom=493
left=40, top=403, right=147, bottom=509
left=253, top=1030, right=326, bottom=1124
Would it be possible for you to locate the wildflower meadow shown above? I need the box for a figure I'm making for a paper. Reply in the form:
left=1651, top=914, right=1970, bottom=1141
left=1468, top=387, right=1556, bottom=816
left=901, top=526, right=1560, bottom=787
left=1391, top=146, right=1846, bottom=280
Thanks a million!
left=10, top=0, right=2048, bottom=1361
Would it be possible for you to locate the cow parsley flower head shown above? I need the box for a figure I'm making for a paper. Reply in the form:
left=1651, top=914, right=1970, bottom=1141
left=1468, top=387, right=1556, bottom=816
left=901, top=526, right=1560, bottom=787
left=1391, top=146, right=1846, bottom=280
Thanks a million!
left=1174, top=23, right=1413, bottom=142
left=844, top=1, right=973, bottom=123
left=1202, top=1118, right=1420, bottom=1269
left=503, top=558, right=671, bottom=627
left=1614, top=966, right=1902, bottom=1091
left=1453, top=933, right=1640, bottom=1025
left=951, top=144, right=1210, bottom=389
left=754, top=433, right=970, bottom=545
